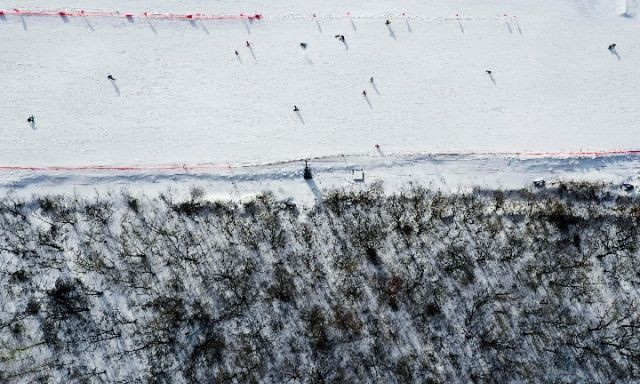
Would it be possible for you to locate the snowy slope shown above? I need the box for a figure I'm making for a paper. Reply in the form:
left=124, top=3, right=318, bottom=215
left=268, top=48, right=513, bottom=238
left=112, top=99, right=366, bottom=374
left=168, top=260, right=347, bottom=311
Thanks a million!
left=1, top=0, right=639, bottom=168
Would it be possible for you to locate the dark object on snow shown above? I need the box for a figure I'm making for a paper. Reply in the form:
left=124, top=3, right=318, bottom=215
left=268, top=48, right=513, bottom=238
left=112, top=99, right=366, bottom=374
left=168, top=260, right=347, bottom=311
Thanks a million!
left=362, top=90, right=367, bottom=96
left=385, top=20, right=391, bottom=25
left=335, top=34, right=345, bottom=42
left=246, top=41, right=251, bottom=47
left=107, top=74, right=116, bottom=81
left=533, top=179, right=546, bottom=188
left=486, top=70, right=492, bottom=75
left=293, top=105, right=299, bottom=112
left=280, top=200, right=297, bottom=210
left=370, top=77, right=375, bottom=83
left=303, top=160, right=313, bottom=180
left=27, top=115, right=35, bottom=124
left=622, top=183, right=634, bottom=191
left=608, top=43, right=616, bottom=51
left=235, top=50, right=239, bottom=56
left=300, top=42, right=308, bottom=49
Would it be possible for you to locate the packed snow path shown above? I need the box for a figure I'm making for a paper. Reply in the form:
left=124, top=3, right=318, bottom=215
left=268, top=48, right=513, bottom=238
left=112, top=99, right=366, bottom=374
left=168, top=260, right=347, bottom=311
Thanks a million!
left=0, top=0, right=639, bottom=167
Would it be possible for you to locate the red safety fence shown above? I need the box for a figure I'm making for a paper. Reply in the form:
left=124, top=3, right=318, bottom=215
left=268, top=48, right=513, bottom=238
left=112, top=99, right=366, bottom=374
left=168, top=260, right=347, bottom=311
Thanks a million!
left=0, top=9, right=262, bottom=20
left=0, top=149, right=638, bottom=173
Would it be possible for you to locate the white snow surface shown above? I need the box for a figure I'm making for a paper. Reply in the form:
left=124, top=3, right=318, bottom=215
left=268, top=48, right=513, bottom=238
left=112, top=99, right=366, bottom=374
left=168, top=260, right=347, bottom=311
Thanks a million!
left=1, top=0, right=639, bottom=170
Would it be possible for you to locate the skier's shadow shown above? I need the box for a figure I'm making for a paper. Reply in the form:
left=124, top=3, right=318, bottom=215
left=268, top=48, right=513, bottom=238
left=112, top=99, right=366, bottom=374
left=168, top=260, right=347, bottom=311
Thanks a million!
left=0, top=14, right=7, bottom=22
left=200, top=22, right=210, bottom=35
left=60, top=14, right=69, bottom=24
left=387, top=25, right=396, bottom=40
left=295, top=110, right=305, bottom=124
left=610, top=48, right=622, bottom=61
left=148, top=21, right=157, bottom=34
left=406, top=19, right=412, bottom=33
left=488, top=73, right=497, bottom=85
left=364, top=95, right=372, bottom=109
left=110, top=80, right=120, bottom=96
left=29, top=121, right=36, bottom=130
left=305, top=178, right=323, bottom=205
left=248, top=46, right=257, bottom=61
left=372, top=82, right=380, bottom=95
left=341, top=40, right=349, bottom=50
left=458, top=20, right=465, bottom=34
left=350, top=18, right=357, bottom=31
left=85, top=18, right=95, bottom=31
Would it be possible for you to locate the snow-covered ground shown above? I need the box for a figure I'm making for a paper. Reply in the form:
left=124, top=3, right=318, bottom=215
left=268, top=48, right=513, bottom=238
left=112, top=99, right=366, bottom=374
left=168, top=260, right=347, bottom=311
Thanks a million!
left=1, top=0, right=639, bottom=173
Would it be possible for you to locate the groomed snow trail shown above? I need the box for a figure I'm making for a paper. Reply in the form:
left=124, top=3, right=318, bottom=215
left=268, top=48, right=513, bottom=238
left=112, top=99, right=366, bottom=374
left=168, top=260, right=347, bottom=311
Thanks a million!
left=0, top=0, right=639, bottom=169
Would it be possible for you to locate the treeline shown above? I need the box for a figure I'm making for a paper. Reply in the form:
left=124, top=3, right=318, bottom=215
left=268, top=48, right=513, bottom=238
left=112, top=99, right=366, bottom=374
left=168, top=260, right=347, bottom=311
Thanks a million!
left=1, top=181, right=640, bottom=383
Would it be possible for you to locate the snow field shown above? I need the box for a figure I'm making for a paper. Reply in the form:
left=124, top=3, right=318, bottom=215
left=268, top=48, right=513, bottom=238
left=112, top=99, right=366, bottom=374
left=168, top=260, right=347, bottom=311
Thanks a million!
left=1, top=0, right=639, bottom=168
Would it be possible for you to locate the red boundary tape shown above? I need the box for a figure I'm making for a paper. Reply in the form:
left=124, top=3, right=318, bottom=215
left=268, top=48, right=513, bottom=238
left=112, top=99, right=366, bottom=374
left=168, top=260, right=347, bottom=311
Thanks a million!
left=0, top=149, right=639, bottom=173
left=0, top=9, right=262, bottom=20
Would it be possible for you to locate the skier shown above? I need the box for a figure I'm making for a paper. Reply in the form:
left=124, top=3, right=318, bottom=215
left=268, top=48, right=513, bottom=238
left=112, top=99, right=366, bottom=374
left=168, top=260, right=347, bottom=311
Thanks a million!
left=486, top=70, right=492, bottom=75
left=370, top=76, right=375, bottom=84
left=300, top=42, right=308, bottom=49
left=246, top=41, right=251, bottom=47
left=235, top=50, right=239, bottom=56
left=385, top=19, right=391, bottom=25
left=362, top=90, right=367, bottom=97
left=608, top=43, right=616, bottom=51
left=293, top=105, right=299, bottom=112
left=27, top=115, right=35, bottom=124
left=335, top=34, right=345, bottom=42
left=375, top=144, right=380, bottom=149
left=107, top=74, right=116, bottom=81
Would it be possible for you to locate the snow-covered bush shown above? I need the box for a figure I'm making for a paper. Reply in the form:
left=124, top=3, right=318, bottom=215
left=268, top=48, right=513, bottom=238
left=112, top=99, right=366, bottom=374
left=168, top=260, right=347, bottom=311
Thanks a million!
left=1, top=182, right=640, bottom=383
